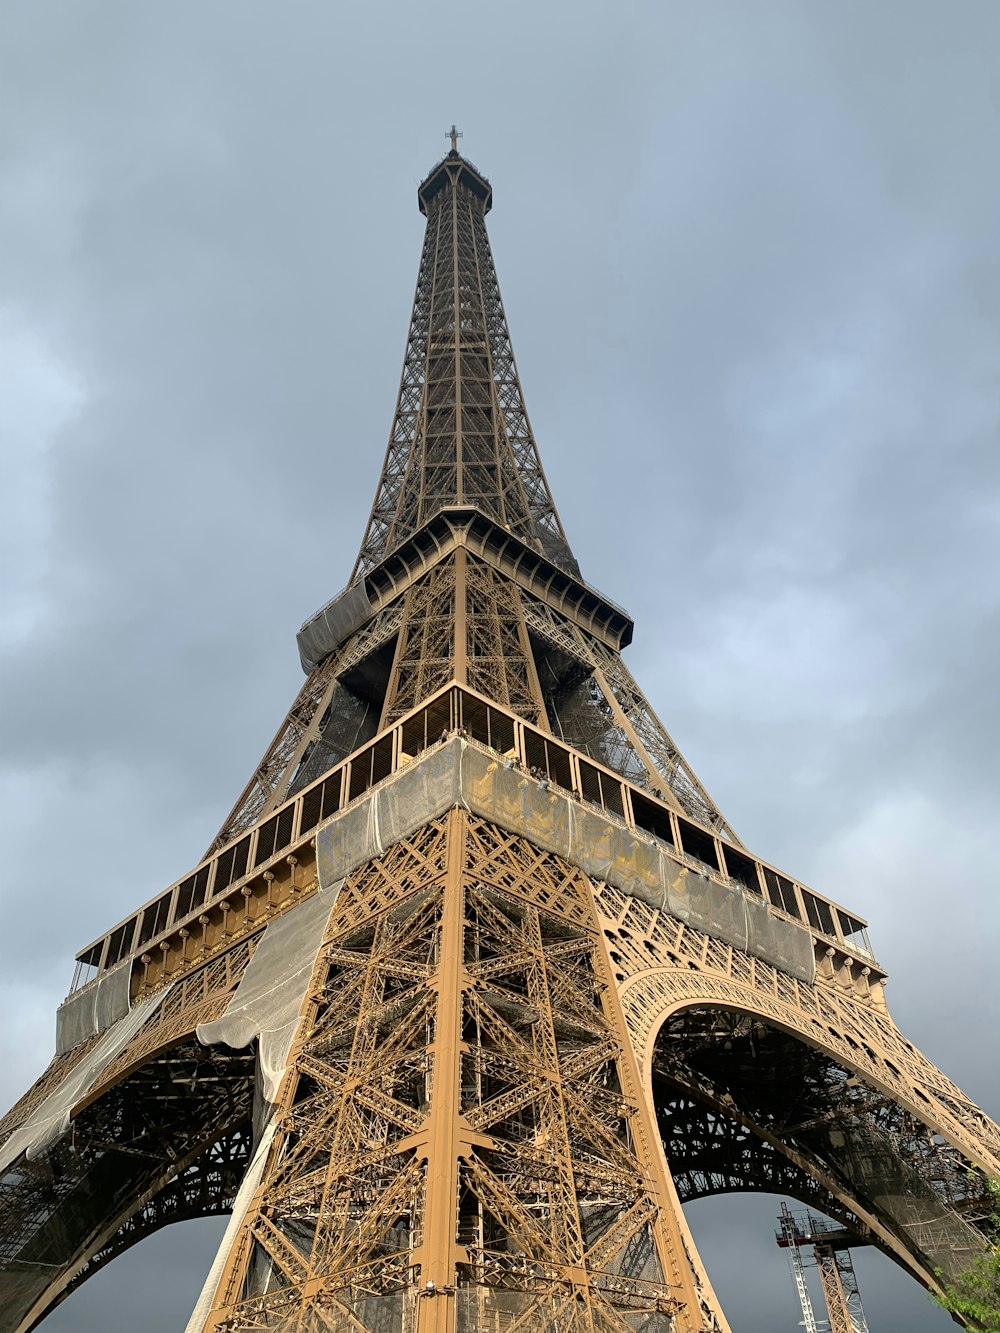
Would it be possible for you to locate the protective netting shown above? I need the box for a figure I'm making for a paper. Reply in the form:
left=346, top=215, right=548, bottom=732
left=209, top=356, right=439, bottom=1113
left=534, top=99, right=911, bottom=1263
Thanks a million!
left=550, top=674, right=654, bottom=790
left=0, top=987, right=168, bottom=1176
left=54, top=959, right=133, bottom=1055
left=197, top=878, right=343, bottom=1107
left=827, top=1119, right=988, bottom=1281
left=314, top=739, right=815, bottom=984
left=316, top=740, right=463, bottom=881
left=286, top=681, right=377, bottom=797
left=298, top=580, right=375, bottom=673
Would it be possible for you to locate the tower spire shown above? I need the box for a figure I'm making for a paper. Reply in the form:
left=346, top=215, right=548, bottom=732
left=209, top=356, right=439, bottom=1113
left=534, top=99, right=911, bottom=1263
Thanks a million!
left=352, top=144, right=577, bottom=583
left=228, top=145, right=737, bottom=845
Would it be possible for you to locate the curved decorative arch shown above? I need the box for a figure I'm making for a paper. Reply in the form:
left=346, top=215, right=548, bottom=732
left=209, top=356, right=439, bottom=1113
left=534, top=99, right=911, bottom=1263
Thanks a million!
left=624, top=969, right=990, bottom=1294
left=0, top=943, right=259, bottom=1333
left=622, top=963, right=1000, bottom=1179
left=584, top=874, right=1000, bottom=1307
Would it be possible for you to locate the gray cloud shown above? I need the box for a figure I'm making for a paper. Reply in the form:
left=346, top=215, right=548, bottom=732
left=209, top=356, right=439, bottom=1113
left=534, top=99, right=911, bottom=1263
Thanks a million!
left=2, top=3, right=998, bottom=1329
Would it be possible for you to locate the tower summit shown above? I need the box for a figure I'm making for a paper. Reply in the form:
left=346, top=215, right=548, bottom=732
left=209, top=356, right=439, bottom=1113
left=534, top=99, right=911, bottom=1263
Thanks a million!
left=1, top=141, right=999, bottom=1333
left=353, top=138, right=573, bottom=580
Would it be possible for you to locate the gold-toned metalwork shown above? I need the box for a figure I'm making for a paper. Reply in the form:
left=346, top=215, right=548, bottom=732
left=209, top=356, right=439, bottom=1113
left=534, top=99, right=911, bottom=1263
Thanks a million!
left=1, top=143, right=996, bottom=1333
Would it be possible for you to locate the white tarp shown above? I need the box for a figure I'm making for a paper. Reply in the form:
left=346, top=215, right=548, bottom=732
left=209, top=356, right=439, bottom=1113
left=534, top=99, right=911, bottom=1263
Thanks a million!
left=197, top=880, right=343, bottom=1104
left=54, top=957, right=133, bottom=1055
left=0, top=987, right=169, bottom=1176
left=183, top=1121, right=277, bottom=1333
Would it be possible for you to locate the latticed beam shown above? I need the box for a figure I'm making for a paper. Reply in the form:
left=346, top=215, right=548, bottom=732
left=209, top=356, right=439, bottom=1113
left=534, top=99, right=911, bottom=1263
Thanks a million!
left=381, top=551, right=547, bottom=727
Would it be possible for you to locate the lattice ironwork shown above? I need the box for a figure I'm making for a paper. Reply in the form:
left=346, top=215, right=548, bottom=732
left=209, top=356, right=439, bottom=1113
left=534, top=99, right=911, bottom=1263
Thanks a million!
left=353, top=152, right=572, bottom=582
left=594, top=878, right=999, bottom=1293
left=463, top=555, right=543, bottom=723
left=381, top=553, right=546, bottom=728
left=382, top=560, right=458, bottom=725
left=0, top=1039, right=254, bottom=1331
left=814, top=1243, right=854, bottom=1333
left=196, top=811, right=711, bottom=1332
left=57, top=1127, right=252, bottom=1305
left=597, top=877, right=1000, bottom=1171
left=209, top=601, right=403, bottom=853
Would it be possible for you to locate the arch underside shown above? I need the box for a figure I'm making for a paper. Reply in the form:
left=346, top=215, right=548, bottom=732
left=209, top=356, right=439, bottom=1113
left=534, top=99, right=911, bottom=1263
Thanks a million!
left=10, top=997, right=991, bottom=1331
left=652, top=1005, right=992, bottom=1292
left=0, top=1037, right=254, bottom=1333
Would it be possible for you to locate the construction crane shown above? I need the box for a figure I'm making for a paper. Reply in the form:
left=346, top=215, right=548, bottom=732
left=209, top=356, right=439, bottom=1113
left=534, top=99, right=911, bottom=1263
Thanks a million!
left=776, top=1203, right=871, bottom=1333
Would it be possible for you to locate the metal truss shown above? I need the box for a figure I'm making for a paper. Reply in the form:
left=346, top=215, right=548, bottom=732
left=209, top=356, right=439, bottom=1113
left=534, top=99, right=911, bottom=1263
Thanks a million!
left=382, top=551, right=545, bottom=728
left=660, top=1095, right=869, bottom=1236
left=594, top=877, right=998, bottom=1296
left=814, top=1242, right=865, bottom=1333
left=197, top=811, right=716, bottom=1332
left=353, top=153, right=572, bottom=582
left=4, top=144, right=1000, bottom=1333
left=597, top=876, right=1000, bottom=1172
left=463, top=554, right=544, bottom=723
left=650, top=1006, right=986, bottom=1282
left=778, top=1205, right=819, bottom=1333
left=207, top=602, right=404, bottom=854
left=1, top=1037, right=254, bottom=1332
left=522, top=595, right=738, bottom=841
left=5, top=799, right=1000, bottom=1330
left=59, top=1127, right=251, bottom=1301
left=381, top=560, right=460, bottom=725
left=834, top=1247, right=870, bottom=1333
left=776, top=1207, right=870, bottom=1333
left=211, top=144, right=734, bottom=856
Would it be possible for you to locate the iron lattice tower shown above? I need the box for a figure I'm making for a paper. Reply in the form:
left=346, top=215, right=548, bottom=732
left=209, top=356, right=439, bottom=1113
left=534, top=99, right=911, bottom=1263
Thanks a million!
left=2, top=142, right=999, bottom=1333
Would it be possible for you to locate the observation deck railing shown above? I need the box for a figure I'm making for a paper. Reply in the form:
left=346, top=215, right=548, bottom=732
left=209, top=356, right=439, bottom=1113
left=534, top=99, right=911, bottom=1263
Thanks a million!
left=69, top=683, right=875, bottom=996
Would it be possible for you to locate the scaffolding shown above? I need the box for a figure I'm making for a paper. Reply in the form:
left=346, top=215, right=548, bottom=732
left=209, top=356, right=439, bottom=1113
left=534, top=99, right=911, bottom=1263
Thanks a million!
left=777, top=1203, right=871, bottom=1333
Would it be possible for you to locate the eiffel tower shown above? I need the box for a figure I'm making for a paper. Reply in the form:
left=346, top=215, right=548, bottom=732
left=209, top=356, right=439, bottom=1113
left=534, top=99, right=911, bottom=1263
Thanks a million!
left=2, top=135, right=998, bottom=1333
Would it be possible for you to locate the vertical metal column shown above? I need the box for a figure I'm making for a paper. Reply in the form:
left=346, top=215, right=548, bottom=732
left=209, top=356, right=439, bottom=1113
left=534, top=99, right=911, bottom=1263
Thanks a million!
left=779, top=1204, right=819, bottom=1333
left=413, top=807, right=468, bottom=1333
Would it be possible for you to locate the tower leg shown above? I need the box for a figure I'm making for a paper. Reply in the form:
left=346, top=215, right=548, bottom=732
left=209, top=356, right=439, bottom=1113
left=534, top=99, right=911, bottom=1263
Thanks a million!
left=598, top=876, right=999, bottom=1297
left=192, top=811, right=729, bottom=1331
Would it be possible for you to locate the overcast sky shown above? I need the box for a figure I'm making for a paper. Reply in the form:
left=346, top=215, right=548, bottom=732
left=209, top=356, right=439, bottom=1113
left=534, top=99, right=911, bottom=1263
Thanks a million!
left=1, top=3, right=998, bottom=1330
